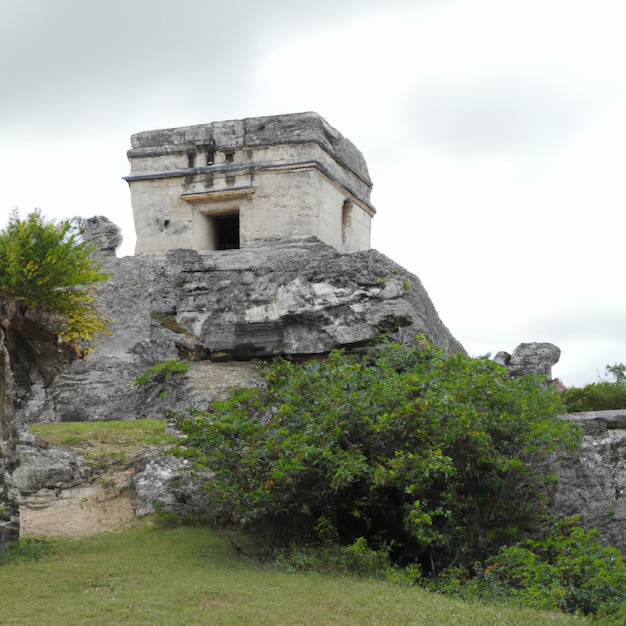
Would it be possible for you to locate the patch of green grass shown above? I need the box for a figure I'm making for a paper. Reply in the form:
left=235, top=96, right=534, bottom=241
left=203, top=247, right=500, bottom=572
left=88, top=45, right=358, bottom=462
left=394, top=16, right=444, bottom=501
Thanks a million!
left=29, top=420, right=176, bottom=462
left=0, top=525, right=582, bottom=625
left=133, top=360, right=188, bottom=385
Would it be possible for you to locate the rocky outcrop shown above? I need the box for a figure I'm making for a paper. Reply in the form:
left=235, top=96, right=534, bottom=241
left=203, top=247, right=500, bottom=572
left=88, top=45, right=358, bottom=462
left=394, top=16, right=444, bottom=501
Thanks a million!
left=13, top=434, right=130, bottom=537
left=0, top=305, right=19, bottom=548
left=548, top=410, right=626, bottom=553
left=19, top=238, right=464, bottom=424
left=3, top=235, right=464, bottom=540
left=72, top=215, right=123, bottom=258
left=14, top=433, right=210, bottom=536
left=494, top=342, right=561, bottom=380
left=132, top=452, right=213, bottom=519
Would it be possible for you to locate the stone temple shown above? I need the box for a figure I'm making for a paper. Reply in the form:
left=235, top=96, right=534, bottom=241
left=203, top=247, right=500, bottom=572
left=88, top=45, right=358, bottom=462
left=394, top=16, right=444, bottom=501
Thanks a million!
left=124, top=112, right=376, bottom=255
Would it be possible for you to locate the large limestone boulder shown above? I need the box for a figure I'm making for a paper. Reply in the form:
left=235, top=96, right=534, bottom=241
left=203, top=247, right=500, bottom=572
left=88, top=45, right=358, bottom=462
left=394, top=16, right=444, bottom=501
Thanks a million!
left=72, top=215, right=123, bottom=258
left=132, top=453, right=212, bottom=518
left=494, top=342, right=561, bottom=380
left=19, top=238, right=464, bottom=424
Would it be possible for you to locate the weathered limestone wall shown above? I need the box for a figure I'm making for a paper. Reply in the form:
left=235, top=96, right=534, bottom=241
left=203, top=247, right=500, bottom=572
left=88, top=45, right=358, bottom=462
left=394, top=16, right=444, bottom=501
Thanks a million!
left=125, top=112, right=375, bottom=255
left=14, top=437, right=210, bottom=537
left=548, top=410, right=626, bottom=553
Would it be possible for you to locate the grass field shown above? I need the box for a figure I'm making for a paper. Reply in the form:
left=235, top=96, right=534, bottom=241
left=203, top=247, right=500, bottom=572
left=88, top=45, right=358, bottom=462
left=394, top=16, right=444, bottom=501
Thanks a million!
left=0, top=523, right=582, bottom=626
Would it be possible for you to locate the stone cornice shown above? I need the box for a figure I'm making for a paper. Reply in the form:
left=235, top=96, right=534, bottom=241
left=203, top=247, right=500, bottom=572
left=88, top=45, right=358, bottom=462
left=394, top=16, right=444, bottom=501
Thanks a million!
left=124, top=159, right=376, bottom=215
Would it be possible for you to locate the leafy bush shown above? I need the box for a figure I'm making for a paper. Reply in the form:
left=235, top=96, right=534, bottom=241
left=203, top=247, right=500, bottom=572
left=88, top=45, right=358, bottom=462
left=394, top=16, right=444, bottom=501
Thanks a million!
left=175, top=338, right=580, bottom=574
left=0, top=537, right=53, bottom=565
left=0, top=209, right=109, bottom=351
left=436, top=516, right=626, bottom=621
left=277, top=536, right=395, bottom=578
left=563, top=381, right=626, bottom=412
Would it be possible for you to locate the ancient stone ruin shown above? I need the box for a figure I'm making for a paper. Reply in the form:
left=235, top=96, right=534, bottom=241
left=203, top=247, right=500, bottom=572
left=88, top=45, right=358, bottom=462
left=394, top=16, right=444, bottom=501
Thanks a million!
left=0, top=113, right=465, bottom=540
left=125, top=112, right=375, bottom=255
left=5, top=112, right=626, bottom=555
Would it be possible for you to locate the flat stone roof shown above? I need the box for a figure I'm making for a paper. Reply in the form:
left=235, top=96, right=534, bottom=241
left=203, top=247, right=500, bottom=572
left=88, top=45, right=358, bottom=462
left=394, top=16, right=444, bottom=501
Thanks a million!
left=127, top=111, right=372, bottom=188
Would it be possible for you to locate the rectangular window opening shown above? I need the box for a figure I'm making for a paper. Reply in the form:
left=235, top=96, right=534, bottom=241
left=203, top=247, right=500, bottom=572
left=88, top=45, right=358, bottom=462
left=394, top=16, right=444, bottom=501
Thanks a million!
left=212, top=213, right=240, bottom=250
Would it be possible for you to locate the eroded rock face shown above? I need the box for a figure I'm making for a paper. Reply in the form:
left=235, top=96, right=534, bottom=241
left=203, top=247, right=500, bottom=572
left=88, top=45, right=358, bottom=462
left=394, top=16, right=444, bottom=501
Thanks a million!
left=132, top=453, right=212, bottom=518
left=73, top=215, right=123, bottom=258
left=14, top=436, right=211, bottom=536
left=494, top=342, right=561, bottom=380
left=548, top=411, right=626, bottom=553
left=14, top=438, right=132, bottom=537
left=0, top=306, right=19, bottom=548
left=7, top=233, right=465, bottom=537
left=19, top=239, right=465, bottom=424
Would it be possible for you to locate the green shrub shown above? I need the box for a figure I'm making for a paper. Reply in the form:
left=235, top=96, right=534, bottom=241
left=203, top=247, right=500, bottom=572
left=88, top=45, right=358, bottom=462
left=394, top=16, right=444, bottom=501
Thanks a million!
left=133, top=360, right=189, bottom=385
left=175, top=338, right=580, bottom=574
left=0, top=538, right=53, bottom=565
left=277, top=537, right=394, bottom=578
left=563, top=381, right=626, bottom=412
left=436, top=516, right=626, bottom=621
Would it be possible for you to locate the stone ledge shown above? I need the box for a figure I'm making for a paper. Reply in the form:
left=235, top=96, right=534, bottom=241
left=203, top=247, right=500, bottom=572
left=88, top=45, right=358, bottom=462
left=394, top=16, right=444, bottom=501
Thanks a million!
left=560, top=409, right=626, bottom=434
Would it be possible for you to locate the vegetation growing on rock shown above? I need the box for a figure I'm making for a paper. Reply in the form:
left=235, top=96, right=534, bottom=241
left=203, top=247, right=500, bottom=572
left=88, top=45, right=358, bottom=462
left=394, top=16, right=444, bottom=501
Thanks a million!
left=133, top=360, right=189, bottom=386
left=0, top=209, right=109, bottom=353
left=29, top=420, right=176, bottom=462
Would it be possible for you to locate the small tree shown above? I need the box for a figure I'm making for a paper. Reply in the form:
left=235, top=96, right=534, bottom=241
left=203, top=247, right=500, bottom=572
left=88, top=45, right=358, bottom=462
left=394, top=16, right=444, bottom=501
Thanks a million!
left=603, top=362, right=626, bottom=384
left=0, top=209, right=109, bottom=351
left=175, top=338, right=581, bottom=574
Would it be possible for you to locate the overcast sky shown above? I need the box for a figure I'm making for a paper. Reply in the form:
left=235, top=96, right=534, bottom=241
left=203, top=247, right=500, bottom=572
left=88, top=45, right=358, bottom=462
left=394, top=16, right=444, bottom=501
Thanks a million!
left=1, top=0, right=625, bottom=386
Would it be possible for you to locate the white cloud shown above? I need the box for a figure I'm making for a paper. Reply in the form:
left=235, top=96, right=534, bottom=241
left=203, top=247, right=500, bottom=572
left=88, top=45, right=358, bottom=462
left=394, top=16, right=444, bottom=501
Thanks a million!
left=2, top=0, right=626, bottom=386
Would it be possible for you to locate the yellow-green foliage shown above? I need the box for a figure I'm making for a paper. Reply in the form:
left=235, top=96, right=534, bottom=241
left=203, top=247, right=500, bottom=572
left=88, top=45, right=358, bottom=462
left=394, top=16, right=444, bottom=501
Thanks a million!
left=0, top=209, right=110, bottom=353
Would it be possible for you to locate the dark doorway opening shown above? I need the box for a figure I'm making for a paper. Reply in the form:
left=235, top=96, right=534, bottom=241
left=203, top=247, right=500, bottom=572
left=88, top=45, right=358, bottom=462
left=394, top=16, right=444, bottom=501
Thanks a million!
left=214, top=213, right=240, bottom=250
